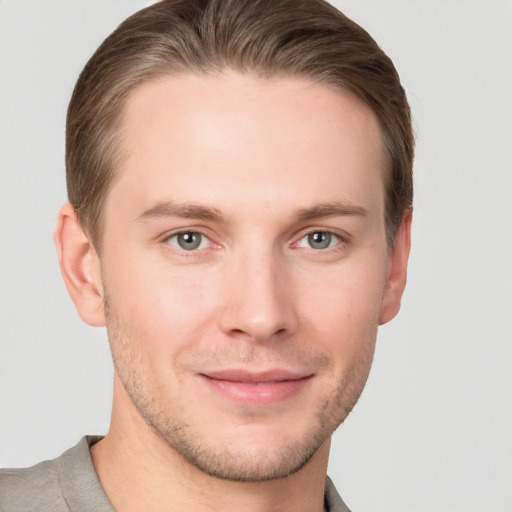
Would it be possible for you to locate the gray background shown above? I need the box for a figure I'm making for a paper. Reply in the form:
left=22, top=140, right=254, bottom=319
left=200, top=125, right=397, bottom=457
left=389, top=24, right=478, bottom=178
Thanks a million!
left=1, top=1, right=511, bottom=511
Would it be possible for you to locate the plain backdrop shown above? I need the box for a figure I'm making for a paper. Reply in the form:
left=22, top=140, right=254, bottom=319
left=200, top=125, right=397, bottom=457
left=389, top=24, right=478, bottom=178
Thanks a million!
left=1, top=1, right=511, bottom=511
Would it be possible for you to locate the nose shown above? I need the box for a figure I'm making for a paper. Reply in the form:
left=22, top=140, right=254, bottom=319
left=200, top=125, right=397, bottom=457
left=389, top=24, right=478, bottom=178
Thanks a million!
left=219, top=248, right=298, bottom=343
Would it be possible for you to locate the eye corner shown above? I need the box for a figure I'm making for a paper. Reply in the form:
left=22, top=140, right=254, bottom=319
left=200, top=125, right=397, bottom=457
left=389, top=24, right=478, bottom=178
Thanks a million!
left=165, top=230, right=213, bottom=252
left=293, top=229, right=349, bottom=252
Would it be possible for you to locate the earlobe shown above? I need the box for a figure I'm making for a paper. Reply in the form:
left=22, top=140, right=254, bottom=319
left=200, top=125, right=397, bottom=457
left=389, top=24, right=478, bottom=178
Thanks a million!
left=379, top=211, right=412, bottom=325
left=54, top=203, right=106, bottom=327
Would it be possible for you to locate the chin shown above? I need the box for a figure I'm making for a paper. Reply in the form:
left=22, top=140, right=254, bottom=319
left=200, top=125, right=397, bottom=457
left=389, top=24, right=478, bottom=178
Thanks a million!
left=161, top=421, right=330, bottom=482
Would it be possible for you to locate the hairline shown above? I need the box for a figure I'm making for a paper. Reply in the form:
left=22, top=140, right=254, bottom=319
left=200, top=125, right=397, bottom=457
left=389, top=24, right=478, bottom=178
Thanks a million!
left=83, top=67, right=397, bottom=254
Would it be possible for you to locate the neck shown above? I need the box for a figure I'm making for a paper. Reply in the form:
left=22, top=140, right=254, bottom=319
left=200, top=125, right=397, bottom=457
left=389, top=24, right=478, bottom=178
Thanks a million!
left=90, top=378, right=330, bottom=512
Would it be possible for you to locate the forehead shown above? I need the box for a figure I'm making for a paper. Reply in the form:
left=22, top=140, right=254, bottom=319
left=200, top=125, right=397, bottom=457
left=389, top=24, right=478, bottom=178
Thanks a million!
left=110, top=71, right=385, bottom=220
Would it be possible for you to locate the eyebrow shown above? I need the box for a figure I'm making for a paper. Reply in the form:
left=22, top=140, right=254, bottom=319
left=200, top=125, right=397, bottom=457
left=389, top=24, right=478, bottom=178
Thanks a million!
left=136, top=200, right=368, bottom=223
left=137, top=201, right=224, bottom=222
left=295, top=202, right=368, bottom=222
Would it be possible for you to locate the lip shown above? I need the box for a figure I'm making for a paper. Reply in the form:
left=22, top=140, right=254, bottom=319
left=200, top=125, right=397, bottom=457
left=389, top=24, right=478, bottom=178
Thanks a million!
left=199, top=369, right=313, bottom=407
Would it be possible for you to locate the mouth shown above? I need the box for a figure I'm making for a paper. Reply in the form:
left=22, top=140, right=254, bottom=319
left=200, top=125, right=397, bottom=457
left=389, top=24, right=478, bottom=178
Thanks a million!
left=198, top=369, right=313, bottom=407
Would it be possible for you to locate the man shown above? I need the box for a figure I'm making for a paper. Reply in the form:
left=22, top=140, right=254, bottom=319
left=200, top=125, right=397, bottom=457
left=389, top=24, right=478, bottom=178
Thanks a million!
left=0, top=0, right=413, bottom=510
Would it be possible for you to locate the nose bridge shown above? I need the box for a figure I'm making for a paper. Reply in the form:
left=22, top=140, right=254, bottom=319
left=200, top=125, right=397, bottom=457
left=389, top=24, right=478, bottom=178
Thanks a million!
left=220, top=240, right=297, bottom=342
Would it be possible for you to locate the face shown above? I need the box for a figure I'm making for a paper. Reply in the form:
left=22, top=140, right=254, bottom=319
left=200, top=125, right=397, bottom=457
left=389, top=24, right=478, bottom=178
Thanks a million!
left=95, top=71, right=397, bottom=481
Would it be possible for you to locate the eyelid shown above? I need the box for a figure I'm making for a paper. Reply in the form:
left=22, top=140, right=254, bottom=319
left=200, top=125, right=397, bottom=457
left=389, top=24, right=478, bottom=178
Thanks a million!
left=162, top=227, right=219, bottom=253
left=291, top=227, right=349, bottom=250
left=158, top=226, right=349, bottom=254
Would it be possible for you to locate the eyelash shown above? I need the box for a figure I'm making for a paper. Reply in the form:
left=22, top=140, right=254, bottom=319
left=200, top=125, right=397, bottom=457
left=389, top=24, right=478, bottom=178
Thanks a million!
left=162, top=228, right=347, bottom=255
left=292, top=229, right=347, bottom=252
left=164, top=230, right=215, bottom=253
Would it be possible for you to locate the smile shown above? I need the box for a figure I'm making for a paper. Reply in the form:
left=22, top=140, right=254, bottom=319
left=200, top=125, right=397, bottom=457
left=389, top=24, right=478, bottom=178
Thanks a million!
left=198, top=369, right=313, bottom=407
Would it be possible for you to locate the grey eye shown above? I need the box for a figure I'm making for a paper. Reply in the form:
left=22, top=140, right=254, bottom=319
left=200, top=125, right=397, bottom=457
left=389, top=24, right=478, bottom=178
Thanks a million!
left=168, top=231, right=208, bottom=251
left=307, top=232, right=333, bottom=249
left=297, top=231, right=339, bottom=250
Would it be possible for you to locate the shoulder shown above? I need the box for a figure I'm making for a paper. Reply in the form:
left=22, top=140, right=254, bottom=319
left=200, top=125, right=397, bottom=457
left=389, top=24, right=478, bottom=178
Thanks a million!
left=0, top=457, right=69, bottom=512
left=325, top=475, right=354, bottom=512
left=0, top=436, right=111, bottom=512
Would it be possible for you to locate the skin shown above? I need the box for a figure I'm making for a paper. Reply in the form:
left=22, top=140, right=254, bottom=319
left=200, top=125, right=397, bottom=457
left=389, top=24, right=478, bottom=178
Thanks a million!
left=55, top=71, right=411, bottom=512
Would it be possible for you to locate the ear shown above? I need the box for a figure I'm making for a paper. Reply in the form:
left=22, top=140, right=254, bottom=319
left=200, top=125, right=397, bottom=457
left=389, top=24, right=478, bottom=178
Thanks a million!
left=54, top=203, right=106, bottom=327
left=379, top=211, right=412, bottom=325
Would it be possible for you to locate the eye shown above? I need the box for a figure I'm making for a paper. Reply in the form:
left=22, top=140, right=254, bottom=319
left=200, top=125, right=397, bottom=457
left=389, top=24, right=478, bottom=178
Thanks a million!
left=297, top=231, right=341, bottom=250
left=167, top=231, right=210, bottom=251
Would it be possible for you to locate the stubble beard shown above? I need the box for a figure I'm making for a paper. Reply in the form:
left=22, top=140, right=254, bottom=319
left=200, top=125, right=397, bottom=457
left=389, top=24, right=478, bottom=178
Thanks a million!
left=104, top=299, right=376, bottom=482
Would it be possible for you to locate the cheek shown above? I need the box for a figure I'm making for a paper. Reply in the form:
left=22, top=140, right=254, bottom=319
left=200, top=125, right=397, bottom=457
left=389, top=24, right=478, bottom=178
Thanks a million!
left=297, top=257, right=387, bottom=353
left=107, top=261, right=223, bottom=353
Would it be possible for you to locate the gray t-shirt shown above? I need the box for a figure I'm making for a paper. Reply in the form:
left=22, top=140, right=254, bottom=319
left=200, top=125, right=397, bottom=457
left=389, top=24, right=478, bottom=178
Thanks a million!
left=0, top=437, right=352, bottom=511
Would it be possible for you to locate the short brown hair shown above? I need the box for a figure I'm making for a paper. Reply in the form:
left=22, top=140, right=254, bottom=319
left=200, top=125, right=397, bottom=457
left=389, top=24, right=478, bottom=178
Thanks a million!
left=66, top=0, right=414, bottom=249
